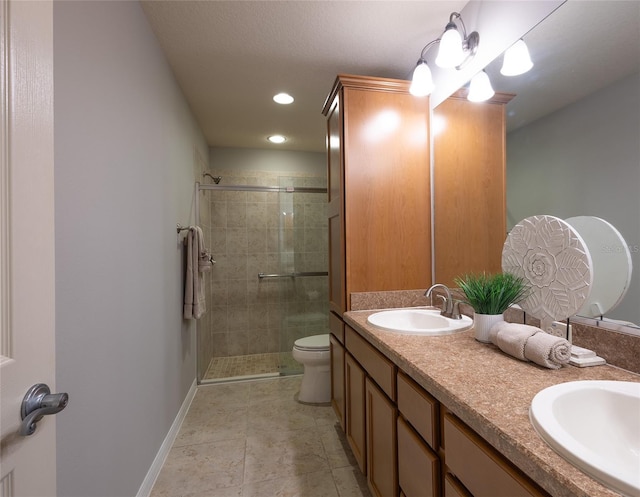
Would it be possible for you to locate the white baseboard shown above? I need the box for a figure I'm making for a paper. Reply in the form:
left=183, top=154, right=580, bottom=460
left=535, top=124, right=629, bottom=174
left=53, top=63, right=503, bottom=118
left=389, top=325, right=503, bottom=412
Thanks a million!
left=136, top=379, right=198, bottom=497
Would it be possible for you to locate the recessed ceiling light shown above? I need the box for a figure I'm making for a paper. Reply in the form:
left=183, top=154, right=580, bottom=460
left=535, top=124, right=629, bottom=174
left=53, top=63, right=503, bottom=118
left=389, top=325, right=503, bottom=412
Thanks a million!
left=273, top=93, right=294, bottom=105
left=268, top=135, right=287, bottom=144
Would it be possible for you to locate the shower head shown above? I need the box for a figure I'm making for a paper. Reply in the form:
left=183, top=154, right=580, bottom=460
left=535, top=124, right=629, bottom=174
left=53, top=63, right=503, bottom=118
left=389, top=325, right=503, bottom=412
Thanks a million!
left=203, top=173, right=222, bottom=184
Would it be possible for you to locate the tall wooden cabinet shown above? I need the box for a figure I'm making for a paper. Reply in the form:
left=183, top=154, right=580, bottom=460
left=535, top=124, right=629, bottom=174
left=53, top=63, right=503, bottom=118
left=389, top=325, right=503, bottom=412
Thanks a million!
left=323, top=74, right=432, bottom=316
left=432, top=90, right=514, bottom=286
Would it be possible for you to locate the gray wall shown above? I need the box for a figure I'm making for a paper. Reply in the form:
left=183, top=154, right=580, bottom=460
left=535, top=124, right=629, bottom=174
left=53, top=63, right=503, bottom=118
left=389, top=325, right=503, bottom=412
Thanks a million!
left=54, top=2, right=207, bottom=496
left=507, top=72, right=640, bottom=325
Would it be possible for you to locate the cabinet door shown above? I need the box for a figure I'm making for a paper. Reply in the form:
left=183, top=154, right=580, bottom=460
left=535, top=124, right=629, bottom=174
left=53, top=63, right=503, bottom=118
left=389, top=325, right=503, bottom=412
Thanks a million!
left=433, top=93, right=509, bottom=287
left=366, top=377, right=398, bottom=497
left=330, top=333, right=345, bottom=430
left=397, top=416, right=439, bottom=497
left=326, top=94, right=346, bottom=314
left=345, top=352, right=366, bottom=473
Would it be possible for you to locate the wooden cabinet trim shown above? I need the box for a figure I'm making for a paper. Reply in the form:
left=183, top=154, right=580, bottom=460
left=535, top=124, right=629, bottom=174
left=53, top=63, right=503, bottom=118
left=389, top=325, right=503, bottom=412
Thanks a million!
left=330, top=334, right=346, bottom=430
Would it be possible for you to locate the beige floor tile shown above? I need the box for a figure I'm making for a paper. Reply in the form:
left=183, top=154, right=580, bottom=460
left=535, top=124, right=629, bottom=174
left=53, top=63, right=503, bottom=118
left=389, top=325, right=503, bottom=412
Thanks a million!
left=151, top=376, right=370, bottom=497
left=331, top=466, right=372, bottom=497
left=241, top=470, right=340, bottom=497
left=150, top=439, right=245, bottom=497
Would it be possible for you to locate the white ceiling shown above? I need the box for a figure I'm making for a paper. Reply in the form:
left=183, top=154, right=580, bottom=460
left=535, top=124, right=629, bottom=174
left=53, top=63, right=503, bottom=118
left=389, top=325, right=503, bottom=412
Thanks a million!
left=141, top=1, right=640, bottom=153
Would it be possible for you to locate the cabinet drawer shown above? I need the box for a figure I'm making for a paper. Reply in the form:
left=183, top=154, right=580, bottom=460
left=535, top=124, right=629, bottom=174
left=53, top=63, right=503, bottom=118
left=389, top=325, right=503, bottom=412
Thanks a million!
left=444, top=474, right=472, bottom=497
left=345, top=325, right=396, bottom=399
left=444, top=413, right=549, bottom=497
left=330, top=311, right=345, bottom=343
left=397, top=371, right=438, bottom=449
left=398, top=416, right=439, bottom=497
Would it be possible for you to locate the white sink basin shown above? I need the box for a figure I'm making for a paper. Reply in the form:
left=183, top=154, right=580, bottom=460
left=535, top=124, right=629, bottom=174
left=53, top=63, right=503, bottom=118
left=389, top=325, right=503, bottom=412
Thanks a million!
left=366, top=308, right=473, bottom=335
left=530, top=380, right=640, bottom=496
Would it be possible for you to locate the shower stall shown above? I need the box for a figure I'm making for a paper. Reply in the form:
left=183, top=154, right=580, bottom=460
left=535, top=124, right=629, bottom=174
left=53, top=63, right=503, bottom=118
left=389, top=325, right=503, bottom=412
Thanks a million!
left=195, top=171, right=329, bottom=382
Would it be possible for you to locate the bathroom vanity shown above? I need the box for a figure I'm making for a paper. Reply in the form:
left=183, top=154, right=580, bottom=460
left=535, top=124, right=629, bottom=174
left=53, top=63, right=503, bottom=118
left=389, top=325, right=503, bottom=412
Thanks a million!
left=331, top=307, right=640, bottom=497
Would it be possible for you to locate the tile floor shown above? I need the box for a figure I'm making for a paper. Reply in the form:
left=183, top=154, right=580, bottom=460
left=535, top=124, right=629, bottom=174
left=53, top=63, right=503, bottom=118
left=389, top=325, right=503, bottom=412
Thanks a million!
left=203, top=353, right=302, bottom=381
left=150, top=376, right=371, bottom=497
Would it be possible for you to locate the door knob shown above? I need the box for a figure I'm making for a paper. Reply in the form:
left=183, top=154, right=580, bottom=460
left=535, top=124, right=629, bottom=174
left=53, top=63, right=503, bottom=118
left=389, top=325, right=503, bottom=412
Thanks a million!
left=19, top=383, right=69, bottom=436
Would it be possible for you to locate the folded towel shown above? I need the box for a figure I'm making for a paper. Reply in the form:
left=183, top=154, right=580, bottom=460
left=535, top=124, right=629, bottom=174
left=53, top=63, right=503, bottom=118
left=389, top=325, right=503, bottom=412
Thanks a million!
left=199, top=249, right=213, bottom=272
left=524, top=332, right=571, bottom=369
left=490, top=323, right=541, bottom=360
left=184, top=226, right=206, bottom=319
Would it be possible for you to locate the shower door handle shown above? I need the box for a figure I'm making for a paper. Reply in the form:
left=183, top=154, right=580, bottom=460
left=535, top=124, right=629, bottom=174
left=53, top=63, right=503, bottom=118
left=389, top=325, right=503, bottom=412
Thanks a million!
left=19, top=383, right=69, bottom=436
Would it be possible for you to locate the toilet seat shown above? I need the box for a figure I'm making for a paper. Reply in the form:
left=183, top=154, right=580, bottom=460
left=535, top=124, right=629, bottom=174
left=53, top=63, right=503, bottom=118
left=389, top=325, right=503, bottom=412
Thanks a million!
left=293, top=334, right=330, bottom=352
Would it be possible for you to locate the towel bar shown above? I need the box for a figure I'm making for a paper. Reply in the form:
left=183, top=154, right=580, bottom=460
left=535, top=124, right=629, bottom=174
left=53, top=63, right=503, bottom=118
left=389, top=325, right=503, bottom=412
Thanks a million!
left=258, top=271, right=328, bottom=279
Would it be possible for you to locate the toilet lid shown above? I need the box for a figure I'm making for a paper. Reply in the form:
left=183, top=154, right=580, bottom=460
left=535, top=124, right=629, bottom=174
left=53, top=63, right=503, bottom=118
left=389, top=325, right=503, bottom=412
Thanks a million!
left=294, top=334, right=329, bottom=351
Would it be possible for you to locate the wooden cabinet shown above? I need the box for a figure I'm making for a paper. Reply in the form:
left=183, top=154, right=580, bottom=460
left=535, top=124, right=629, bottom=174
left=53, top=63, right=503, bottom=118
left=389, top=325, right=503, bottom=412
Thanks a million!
left=322, top=74, right=432, bottom=314
left=433, top=91, right=514, bottom=287
left=397, top=372, right=440, bottom=497
left=366, top=377, right=398, bottom=497
left=344, top=324, right=398, bottom=495
left=443, top=412, right=549, bottom=497
left=345, top=352, right=366, bottom=473
left=397, top=416, right=439, bottom=497
left=330, top=333, right=345, bottom=430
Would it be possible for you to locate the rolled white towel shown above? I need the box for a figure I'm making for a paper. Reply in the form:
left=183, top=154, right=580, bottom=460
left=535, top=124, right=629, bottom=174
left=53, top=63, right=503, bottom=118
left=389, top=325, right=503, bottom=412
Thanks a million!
left=491, top=323, right=541, bottom=360
left=524, top=332, right=571, bottom=369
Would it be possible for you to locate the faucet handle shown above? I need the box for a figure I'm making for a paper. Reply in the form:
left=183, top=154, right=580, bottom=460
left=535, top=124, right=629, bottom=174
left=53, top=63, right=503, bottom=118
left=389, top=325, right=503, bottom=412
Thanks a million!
left=450, top=300, right=462, bottom=320
left=436, top=295, right=448, bottom=314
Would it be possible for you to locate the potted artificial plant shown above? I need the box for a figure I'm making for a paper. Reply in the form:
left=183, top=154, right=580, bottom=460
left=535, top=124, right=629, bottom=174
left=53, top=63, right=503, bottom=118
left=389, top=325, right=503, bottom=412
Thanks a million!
left=454, top=272, right=529, bottom=342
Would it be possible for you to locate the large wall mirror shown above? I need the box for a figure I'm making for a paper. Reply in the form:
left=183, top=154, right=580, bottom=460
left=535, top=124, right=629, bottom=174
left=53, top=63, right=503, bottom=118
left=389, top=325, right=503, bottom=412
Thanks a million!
left=459, top=1, right=639, bottom=329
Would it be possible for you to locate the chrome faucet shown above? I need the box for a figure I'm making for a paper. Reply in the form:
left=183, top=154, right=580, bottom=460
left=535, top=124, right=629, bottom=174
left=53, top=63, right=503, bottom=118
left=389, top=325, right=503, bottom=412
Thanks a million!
left=425, top=284, right=462, bottom=320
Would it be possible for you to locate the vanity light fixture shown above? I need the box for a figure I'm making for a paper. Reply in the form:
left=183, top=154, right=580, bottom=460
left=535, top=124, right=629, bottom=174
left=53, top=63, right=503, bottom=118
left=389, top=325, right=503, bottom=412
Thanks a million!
left=435, top=12, right=479, bottom=69
left=410, top=12, right=480, bottom=97
left=500, top=39, right=533, bottom=76
left=467, top=70, right=495, bottom=102
left=267, top=134, right=287, bottom=144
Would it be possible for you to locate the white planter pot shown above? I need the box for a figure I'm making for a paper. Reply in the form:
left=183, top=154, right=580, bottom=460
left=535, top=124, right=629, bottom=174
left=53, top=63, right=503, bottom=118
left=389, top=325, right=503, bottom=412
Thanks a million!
left=473, top=313, right=505, bottom=343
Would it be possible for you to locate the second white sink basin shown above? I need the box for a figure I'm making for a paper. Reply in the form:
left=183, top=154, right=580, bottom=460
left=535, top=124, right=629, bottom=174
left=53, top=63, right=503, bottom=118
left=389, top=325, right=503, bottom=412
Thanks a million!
left=367, top=308, right=473, bottom=335
left=530, top=380, right=640, bottom=497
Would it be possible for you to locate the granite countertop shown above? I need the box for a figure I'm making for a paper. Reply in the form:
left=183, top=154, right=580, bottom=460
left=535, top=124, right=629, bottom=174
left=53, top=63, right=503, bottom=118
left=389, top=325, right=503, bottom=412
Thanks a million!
left=343, top=308, right=640, bottom=497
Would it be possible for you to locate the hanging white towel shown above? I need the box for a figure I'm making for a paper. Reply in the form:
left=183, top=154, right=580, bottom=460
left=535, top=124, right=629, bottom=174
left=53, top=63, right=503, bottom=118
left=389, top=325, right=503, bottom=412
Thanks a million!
left=184, top=226, right=206, bottom=319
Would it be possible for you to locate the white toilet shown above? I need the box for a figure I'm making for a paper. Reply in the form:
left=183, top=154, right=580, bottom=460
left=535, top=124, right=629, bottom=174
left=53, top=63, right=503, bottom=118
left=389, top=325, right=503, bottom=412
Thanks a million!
left=292, top=334, right=331, bottom=404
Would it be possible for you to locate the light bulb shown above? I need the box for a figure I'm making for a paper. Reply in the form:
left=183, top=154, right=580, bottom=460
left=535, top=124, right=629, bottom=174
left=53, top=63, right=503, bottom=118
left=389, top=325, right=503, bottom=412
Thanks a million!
left=467, top=71, right=495, bottom=102
left=436, top=24, right=464, bottom=68
left=268, top=135, right=286, bottom=144
left=273, top=93, right=294, bottom=104
left=410, top=60, right=434, bottom=97
left=500, top=39, right=533, bottom=76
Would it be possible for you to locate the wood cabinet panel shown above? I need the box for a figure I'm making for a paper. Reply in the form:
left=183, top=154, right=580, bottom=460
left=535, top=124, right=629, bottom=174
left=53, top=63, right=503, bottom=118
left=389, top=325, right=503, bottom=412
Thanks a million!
left=366, top=377, right=398, bottom=497
left=444, top=413, right=549, bottom=497
left=397, top=416, right=439, bottom=497
left=346, top=325, right=396, bottom=400
left=330, top=333, right=345, bottom=430
left=326, top=93, right=346, bottom=314
left=343, top=86, right=431, bottom=295
left=433, top=93, right=512, bottom=287
left=397, top=371, right=438, bottom=449
left=345, top=352, right=366, bottom=473
left=323, top=74, right=432, bottom=313
left=444, top=473, right=473, bottom=497
left=329, top=311, right=345, bottom=344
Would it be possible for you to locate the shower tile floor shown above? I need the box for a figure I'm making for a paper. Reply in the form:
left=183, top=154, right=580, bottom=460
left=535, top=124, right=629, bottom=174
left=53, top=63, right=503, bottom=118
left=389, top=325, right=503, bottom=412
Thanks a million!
left=150, top=376, right=371, bottom=497
left=204, top=352, right=301, bottom=381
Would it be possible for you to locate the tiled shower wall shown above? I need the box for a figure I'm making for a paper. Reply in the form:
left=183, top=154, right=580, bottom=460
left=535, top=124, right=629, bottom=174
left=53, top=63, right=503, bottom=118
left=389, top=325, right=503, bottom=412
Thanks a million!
left=197, top=169, right=328, bottom=379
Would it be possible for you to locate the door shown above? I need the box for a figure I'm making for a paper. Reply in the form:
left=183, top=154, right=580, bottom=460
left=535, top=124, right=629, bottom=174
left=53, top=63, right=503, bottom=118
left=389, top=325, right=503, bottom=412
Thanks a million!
left=0, top=0, right=57, bottom=495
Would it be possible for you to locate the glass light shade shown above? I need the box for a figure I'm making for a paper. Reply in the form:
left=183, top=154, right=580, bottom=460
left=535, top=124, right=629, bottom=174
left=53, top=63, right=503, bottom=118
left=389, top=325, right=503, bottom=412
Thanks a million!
left=467, top=71, right=495, bottom=102
left=410, top=61, right=434, bottom=97
left=435, top=26, right=464, bottom=68
left=500, top=39, right=533, bottom=76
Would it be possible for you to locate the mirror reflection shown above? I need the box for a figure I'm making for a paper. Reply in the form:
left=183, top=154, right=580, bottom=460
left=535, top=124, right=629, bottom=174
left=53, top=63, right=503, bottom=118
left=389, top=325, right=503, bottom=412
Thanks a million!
left=483, top=1, right=640, bottom=327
